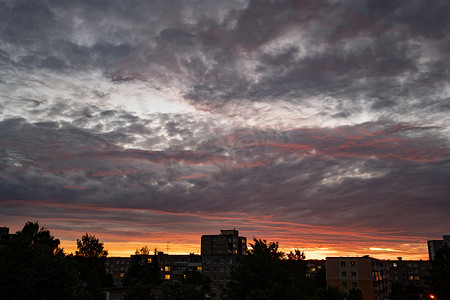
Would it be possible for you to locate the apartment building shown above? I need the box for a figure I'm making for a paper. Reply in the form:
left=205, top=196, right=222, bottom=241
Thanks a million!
left=201, top=229, right=247, bottom=299
left=326, top=256, right=390, bottom=300
left=105, top=257, right=131, bottom=287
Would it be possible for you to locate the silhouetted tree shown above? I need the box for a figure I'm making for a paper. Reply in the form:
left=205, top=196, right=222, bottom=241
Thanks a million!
left=123, top=249, right=162, bottom=300
left=389, top=282, right=403, bottom=300
left=430, top=246, right=450, bottom=299
left=222, top=238, right=312, bottom=300
left=76, top=233, right=108, bottom=258
left=314, top=286, right=345, bottom=300
left=183, top=268, right=210, bottom=296
left=0, top=222, right=81, bottom=299
left=160, top=281, right=206, bottom=300
left=346, top=288, right=363, bottom=300
left=75, top=233, right=110, bottom=299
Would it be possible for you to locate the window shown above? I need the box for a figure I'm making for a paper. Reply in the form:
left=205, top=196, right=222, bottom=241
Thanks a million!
left=341, top=271, right=347, bottom=277
left=120, top=273, right=125, bottom=278
left=414, top=276, right=420, bottom=280
left=352, top=282, right=357, bottom=288
left=341, top=261, right=346, bottom=267
left=147, top=258, right=152, bottom=263
left=393, top=262, right=397, bottom=267
left=408, top=275, right=414, bottom=280
left=351, top=271, right=356, bottom=277
left=350, top=261, right=356, bottom=267
left=342, top=282, right=347, bottom=288
left=165, top=274, right=171, bottom=280
left=165, top=266, right=170, bottom=271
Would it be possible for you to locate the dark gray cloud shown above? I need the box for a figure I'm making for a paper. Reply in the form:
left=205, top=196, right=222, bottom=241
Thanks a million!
left=1, top=0, right=449, bottom=257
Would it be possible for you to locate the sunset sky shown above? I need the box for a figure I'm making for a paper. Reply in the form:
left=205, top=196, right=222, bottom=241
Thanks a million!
left=1, top=0, right=449, bottom=260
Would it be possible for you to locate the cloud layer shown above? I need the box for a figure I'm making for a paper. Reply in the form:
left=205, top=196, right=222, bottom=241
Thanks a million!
left=1, top=0, right=449, bottom=258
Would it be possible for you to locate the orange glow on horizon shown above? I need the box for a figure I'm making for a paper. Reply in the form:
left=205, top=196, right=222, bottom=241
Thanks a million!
left=60, top=239, right=429, bottom=260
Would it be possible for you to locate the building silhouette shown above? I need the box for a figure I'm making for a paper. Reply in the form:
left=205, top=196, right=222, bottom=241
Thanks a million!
left=427, top=235, right=450, bottom=261
left=201, top=229, right=247, bottom=299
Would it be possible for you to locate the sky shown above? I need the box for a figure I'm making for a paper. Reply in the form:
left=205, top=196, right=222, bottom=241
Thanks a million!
left=1, top=0, right=450, bottom=260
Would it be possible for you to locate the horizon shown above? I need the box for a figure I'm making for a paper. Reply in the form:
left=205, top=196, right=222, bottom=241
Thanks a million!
left=5, top=223, right=431, bottom=261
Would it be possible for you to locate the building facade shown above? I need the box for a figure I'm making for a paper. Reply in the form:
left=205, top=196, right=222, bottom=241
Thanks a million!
left=387, top=257, right=431, bottom=298
left=326, top=256, right=390, bottom=300
left=427, top=235, right=450, bottom=261
left=201, top=229, right=247, bottom=256
left=201, top=229, right=247, bottom=299
left=105, top=257, right=132, bottom=287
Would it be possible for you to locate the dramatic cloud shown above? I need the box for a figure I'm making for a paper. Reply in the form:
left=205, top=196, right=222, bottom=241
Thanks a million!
left=1, top=0, right=449, bottom=258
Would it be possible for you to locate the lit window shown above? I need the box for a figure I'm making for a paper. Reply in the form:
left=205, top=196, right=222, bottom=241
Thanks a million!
left=306, top=274, right=311, bottom=278
left=393, top=263, right=397, bottom=267
left=311, top=268, right=316, bottom=272
left=198, top=267, right=202, bottom=271
left=148, top=258, right=152, bottom=263
left=120, top=273, right=124, bottom=278
left=165, top=274, right=171, bottom=280
left=414, top=276, right=420, bottom=280
left=165, top=266, right=170, bottom=271
left=408, top=275, right=414, bottom=280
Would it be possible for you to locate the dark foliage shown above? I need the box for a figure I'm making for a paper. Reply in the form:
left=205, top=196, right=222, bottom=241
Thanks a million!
left=0, top=222, right=82, bottom=300
left=123, top=251, right=162, bottom=300
left=346, top=288, right=363, bottom=300
left=160, top=281, right=206, bottom=300
left=75, top=233, right=111, bottom=300
left=76, top=233, right=108, bottom=258
left=222, top=238, right=316, bottom=300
